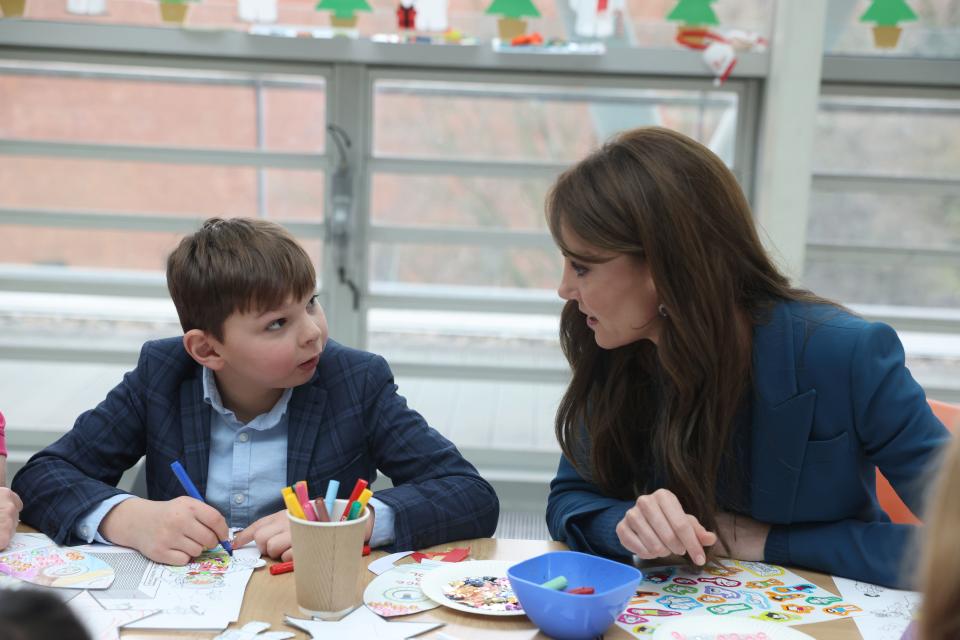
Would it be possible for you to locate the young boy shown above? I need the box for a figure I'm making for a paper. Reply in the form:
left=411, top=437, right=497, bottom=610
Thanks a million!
left=13, top=217, right=499, bottom=565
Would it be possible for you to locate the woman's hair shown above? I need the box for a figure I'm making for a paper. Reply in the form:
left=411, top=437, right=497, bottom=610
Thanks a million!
left=0, top=589, right=91, bottom=640
left=546, top=126, right=826, bottom=548
left=917, top=436, right=960, bottom=640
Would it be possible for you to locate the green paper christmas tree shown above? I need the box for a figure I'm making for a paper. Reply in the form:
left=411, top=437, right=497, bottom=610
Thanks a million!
left=860, top=0, right=917, bottom=26
left=859, top=0, right=916, bottom=48
left=316, top=0, right=370, bottom=21
left=485, top=0, right=539, bottom=20
left=666, top=0, right=719, bottom=27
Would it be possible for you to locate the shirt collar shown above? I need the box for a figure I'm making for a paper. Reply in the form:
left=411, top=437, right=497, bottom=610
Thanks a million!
left=202, top=366, right=292, bottom=431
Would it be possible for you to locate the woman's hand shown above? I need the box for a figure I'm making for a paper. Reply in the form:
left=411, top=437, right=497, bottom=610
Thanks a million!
left=616, top=488, right=717, bottom=565
left=713, top=512, right=770, bottom=561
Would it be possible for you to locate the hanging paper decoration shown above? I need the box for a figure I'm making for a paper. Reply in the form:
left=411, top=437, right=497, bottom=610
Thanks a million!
left=158, top=0, right=191, bottom=23
left=860, top=0, right=917, bottom=48
left=66, top=0, right=106, bottom=15
left=238, top=0, right=276, bottom=22
left=0, top=0, right=25, bottom=17
left=571, top=0, right=623, bottom=38
left=414, top=0, right=447, bottom=31
left=316, top=0, right=371, bottom=28
left=674, top=28, right=767, bottom=86
left=666, top=0, right=719, bottom=46
left=396, top=0, right=416, bottom=29
left=485, top=0, right=539, bottom=41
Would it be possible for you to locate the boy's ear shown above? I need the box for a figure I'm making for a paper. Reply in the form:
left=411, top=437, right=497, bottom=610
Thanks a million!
left=183, top=329, right=225, bottom=370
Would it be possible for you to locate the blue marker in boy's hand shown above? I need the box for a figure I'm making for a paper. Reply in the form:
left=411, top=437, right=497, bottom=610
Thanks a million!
left=170, top=460, right=234, bottom=556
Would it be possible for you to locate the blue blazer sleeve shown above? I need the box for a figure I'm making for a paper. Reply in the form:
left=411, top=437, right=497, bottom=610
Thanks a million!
left=546, top=454, right=633, bottom=561
left=359, top=355, right=500, bottom=551
left=763, top=320, right=949, bottom=587
left=12, top=343, right=155, bottom=545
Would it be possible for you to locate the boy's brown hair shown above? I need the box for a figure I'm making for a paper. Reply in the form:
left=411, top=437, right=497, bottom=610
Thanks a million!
left=166, top=217, right=317, bottom=341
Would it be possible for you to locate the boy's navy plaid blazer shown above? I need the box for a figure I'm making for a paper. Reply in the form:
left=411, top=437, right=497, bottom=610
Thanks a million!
left=14, top=337, right=500, bottom=550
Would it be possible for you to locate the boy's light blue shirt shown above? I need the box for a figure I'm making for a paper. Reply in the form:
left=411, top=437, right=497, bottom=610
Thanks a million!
left=75, top=367, right=395, bottom=547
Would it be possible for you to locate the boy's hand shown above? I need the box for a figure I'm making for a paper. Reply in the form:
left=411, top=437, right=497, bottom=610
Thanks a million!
left=233, top=506, right=377, bottom=562
left=0, top=487, right=23, bottom=550
left=233, top=510, right=293, bottom=562
left=100, top=496, right=230, bottom=566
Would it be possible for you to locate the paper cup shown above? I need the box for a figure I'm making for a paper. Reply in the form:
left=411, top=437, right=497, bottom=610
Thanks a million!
left=288, top=498, right=370, bottom=618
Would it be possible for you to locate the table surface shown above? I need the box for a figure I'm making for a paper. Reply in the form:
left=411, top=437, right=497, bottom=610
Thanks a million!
left=10, top=525, right=862, bottom=639
left=105, top=537, right=861, bottom=640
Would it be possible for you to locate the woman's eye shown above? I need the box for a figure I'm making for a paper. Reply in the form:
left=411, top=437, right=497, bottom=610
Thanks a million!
left=571, top=261, right=588, bottom=277
left=266, top=318, right=286, bottom=331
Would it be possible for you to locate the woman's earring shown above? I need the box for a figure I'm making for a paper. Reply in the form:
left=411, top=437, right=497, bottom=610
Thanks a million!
left=658, top=304, right=669, bottom=318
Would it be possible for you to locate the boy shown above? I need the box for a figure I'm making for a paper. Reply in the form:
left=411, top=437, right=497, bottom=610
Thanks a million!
left=13, top=217, right=499, bottom=565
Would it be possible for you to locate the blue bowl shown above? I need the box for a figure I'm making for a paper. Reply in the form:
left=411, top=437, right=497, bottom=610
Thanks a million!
left=507, top=551, right=641, bottom=640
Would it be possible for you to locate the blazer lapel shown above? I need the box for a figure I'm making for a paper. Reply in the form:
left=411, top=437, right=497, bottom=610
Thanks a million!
left=286, top=381, right=328, bottom=485
left=179, top=375, right=212, bottom=496
left=750, top=303, right=817, bottom=524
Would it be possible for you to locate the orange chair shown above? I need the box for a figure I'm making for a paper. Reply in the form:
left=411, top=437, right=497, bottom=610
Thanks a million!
left=876, top=398, right=960, bottom=525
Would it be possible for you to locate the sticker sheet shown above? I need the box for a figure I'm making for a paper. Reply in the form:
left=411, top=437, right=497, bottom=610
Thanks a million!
left=833, top=576, right=921, bottom=640
left=615, top=560, right=865, bottom=638
left=0, top=533, right=115, bottom=589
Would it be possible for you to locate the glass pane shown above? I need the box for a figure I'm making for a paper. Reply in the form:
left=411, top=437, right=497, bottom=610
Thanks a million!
left=824, top=0, right=960, bottom=58
left=390, top=374, right=565, bottom=452
left=0, top=64, right=326, bottom=153
left=373, top=80, right=739, bottom=165
left=814, top=95, right=960, bottom=179
left=368, top=309, right=564, bottom=369
left=803, top=259, right=960, bottom=308
left=1, top=225, right=323, bottom=272
left=370, top=243, right=559, bottom=289
left=808, top=191, right=960, bottom=249
left=371, top=174, right=552, bottom=229
left=0, top=157, right=324, bottom=221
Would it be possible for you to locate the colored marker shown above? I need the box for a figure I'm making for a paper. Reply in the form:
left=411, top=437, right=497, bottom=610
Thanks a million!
left=170, top=460, right=233, bottom=556
left=293, top=481, right=317, bottom=521
left=340, top=479, right=368, bottom=521
left=313, top=498, right=331, bottom=523
left=282, top=486, right=306, bottom=520
left=345, top=500, right=362, bottom=521
left=323, top=479, right=340, bottom=519
left=356, top=488, right=373, bottom=512
left=541, top=576, right=568, bottom=590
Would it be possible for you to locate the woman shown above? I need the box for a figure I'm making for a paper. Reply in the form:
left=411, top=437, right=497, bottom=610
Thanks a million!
left=544, top=126, right=948, bottom=588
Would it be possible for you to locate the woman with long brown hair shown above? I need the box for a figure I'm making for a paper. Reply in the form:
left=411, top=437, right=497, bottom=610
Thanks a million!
left=545, top=126, right=948, bottom=587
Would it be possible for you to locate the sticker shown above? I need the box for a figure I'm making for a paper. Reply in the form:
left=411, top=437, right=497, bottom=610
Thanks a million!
left=656, top=595, right=702, bottom=611
left=805, top=595, right=841, bottom=606
left=734, top=561, right=784, bottom=578
left=698, top=576, right=741, bottom=587
left=751, top=611, right=801, bottom=623
left=707, top=602, right=752, bottom=615
left=743, top=591, right=771, bottom=610
left=824, top=603, right=863, bottom=617
left=664, top=583, right=697, bottom=596
left=781, top=603, right=815, bottom=615
left=746, top=578, right=784, bottom=589
left=704, top=585, right=740, bottom=599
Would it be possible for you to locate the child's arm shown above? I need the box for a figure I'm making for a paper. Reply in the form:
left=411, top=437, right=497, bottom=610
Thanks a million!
left=12, top=339, right=193, bottom=547
left=359, top=354, right=500, bottom=551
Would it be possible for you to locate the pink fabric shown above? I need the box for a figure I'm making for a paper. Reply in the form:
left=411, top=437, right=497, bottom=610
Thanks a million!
left=0, top=410, right=6, bottom=456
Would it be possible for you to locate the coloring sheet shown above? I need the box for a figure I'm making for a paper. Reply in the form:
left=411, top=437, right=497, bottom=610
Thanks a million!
left=833, top=576, right=921, bottom=640
left=0, top=533, right=115, bottom=589
left=615, top=560, right=865, bottom=638
left=79, top=544, right=263, bottom=630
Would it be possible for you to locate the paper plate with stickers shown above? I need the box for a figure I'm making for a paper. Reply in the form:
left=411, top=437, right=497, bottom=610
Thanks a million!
left=420, top=560, right=524, bottom=616
left=652, top=615, right=816, bottom=639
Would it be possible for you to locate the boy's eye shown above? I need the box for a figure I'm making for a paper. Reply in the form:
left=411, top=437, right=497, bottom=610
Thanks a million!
left=266, top=318, right=286, bottom=331
left=307, top=294, right=319, bottom=308
left=570, top=261, right=589, bottom=277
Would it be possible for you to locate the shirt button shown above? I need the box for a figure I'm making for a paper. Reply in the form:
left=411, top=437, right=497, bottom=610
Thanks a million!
left=238, top=432, right=249, bottom=443
left=234, top=493, right=245, bottom=505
